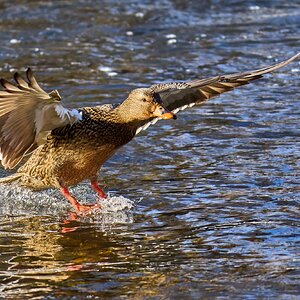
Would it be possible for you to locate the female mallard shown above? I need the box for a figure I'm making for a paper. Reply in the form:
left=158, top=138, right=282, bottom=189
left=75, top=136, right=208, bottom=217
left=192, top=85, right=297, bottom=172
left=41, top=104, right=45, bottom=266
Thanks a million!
left=0, top=53, right=299, bottom=213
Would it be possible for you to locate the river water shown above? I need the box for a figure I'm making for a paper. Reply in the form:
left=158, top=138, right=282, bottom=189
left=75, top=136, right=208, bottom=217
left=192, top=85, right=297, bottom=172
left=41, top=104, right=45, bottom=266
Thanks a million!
left=0, top=1, right=299, bottom=299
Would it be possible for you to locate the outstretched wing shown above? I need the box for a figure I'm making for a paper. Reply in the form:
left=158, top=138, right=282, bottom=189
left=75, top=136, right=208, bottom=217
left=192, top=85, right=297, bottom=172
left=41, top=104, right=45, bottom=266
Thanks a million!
left=136, top=52, right=300, bottom=134
left=0, top=68, right=82, bottom=169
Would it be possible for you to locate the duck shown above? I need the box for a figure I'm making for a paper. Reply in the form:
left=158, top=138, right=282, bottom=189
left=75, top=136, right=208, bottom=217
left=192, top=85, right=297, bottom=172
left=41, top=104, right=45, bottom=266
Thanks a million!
left=0, top=53, right=299, bottom=213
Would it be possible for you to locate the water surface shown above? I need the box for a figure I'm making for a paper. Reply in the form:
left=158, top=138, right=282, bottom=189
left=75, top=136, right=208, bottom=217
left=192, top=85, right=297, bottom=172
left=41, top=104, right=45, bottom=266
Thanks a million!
left=0, top=1, right=299, bottom=299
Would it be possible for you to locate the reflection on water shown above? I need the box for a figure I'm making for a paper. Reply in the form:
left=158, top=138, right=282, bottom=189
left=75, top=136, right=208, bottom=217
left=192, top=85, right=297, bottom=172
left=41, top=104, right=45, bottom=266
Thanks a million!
left=0, top=0, right=300, bottom=299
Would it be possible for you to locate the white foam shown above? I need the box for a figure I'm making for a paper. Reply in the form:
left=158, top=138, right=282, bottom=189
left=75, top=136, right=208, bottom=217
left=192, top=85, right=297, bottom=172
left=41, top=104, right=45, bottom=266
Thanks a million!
left=99, top=194, right=134, bottom=212
left=0, top=182, right=134, bottom=225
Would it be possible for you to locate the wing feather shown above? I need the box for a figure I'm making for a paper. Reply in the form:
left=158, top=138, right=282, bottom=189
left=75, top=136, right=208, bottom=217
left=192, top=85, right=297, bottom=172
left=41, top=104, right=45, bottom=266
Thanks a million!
left=136, top=53, right=299, bottom=134
left=26, top=68, right=48, bottom=94
left=0, top=68, right=82, bottom=169
left=14, top=72, right=30, bottom=89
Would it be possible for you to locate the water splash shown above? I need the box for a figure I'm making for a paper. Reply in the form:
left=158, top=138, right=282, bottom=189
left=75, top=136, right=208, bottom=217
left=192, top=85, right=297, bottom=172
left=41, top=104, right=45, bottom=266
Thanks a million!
left=0, top=183, right=135, bottom=225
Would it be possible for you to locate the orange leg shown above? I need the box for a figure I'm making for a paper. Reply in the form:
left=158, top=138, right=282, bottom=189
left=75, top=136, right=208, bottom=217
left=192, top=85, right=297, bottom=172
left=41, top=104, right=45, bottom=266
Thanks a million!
left=90, top=180, right=107, bottom=199
left=60, top=185, right=101, bottom=213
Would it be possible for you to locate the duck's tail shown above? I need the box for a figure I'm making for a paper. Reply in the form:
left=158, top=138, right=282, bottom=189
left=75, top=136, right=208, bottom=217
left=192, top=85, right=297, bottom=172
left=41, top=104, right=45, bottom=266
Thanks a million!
left=0, top=173, right=22, bottom=184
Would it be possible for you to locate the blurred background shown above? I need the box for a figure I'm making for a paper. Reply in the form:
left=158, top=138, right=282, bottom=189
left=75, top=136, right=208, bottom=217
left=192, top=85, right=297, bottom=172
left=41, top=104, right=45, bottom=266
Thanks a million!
left=0, top=1, right=299, bottom=299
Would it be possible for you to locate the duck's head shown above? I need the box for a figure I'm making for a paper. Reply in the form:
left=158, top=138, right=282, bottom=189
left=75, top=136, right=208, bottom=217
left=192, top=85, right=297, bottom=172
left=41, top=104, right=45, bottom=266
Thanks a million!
left=119, top=88, right=176, bottom=122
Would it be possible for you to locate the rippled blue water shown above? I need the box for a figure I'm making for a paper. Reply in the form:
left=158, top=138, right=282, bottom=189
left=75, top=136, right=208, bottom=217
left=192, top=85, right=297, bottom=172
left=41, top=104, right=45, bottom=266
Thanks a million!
left=0, top=1, right=299, bottom=299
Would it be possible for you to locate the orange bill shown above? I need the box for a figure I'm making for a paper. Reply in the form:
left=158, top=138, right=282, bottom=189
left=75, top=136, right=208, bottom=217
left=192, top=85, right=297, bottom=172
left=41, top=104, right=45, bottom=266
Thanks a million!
left=160, top=112, right=176, bottom=120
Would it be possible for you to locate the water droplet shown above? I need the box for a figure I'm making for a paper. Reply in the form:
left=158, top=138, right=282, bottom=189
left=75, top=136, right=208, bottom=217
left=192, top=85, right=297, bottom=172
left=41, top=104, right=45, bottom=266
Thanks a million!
left=10, top=39, right=20, bottom=44
left=165, top=34, right=176, bottom=39
left=167, top=39, right=177, bottom=44
left=135, top=12, right=144, bottom=18
left=249, top=5, right=260, bottom=10
left=107, top=72, right=118, bottom=77
left=98, top=66, right=113, bottom=72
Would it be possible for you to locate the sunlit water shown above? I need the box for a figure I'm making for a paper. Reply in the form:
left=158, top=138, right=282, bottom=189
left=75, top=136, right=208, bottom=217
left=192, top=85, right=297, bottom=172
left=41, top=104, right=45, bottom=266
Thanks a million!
left=0, top=1, right=299, bottom=299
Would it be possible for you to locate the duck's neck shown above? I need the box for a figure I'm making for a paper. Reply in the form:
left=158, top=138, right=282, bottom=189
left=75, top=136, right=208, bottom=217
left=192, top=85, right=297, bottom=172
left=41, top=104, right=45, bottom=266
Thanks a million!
left=113, top=100, right=142, bottom=124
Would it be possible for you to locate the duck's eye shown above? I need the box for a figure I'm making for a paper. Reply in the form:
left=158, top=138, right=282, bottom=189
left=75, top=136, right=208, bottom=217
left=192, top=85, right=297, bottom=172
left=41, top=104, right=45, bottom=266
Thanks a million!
left=142, top=98, right=147, bottom=102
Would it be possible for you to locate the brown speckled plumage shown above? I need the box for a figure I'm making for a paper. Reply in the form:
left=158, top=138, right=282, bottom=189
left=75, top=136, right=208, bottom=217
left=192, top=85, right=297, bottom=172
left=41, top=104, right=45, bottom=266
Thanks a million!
left=17, top=106, right=136, bottom=189
left=0, top=53, right=299, bottom=212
